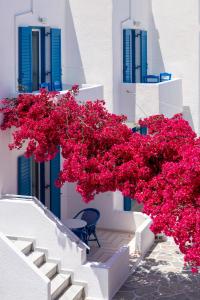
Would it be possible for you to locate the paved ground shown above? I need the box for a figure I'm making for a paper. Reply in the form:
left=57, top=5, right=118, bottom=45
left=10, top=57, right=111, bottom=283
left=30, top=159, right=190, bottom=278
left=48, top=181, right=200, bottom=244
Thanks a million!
left=113, top=237, right=200, bottom=300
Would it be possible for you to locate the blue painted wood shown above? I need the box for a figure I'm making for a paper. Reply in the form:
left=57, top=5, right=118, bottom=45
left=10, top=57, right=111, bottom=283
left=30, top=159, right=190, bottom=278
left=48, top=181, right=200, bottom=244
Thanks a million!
left=144, top=75, right=160, bottom=83
left=160, top=72, right=172, bottom=82
left=40, top=27, right=46, bottom=84
left=140, top=126, right=148, bottom=135
left=18, top=156, right=32, bottom=196
left=124, top=125, right=147, bottom=211
left=140, top=31, right=148, bottom=83
left=18, top=27, right=32, bottom=92
left=50, top=150, right=61, bottom=218
left=40, top=163, right=45, bottom=205
left=50, top=28, right=62, bottom=91
left=124, top=196, right=132, bottom=211
left=123, top=29, right=136, bottom=83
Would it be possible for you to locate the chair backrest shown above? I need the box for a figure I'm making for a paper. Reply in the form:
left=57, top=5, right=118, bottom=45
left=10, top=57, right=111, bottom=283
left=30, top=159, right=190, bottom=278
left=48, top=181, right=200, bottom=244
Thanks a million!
left=160, top=72, right=172, bottom=82
left=74, top=208, right=100, bottom=226
left=53, top=81, right=62, bottom=91
left=40, top=82, right=50, bottom=91
left=144, top=75, right=160, bottom=83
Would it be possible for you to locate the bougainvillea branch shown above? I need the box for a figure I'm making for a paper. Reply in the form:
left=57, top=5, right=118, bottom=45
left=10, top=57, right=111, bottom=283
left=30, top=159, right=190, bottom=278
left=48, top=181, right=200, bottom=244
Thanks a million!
left=1, top=90, right=200, bottom=271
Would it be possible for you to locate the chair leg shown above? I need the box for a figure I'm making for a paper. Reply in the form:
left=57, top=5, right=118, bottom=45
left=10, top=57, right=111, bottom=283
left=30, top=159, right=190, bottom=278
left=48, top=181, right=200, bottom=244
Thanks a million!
left=93, top=231, right=101, bottom=248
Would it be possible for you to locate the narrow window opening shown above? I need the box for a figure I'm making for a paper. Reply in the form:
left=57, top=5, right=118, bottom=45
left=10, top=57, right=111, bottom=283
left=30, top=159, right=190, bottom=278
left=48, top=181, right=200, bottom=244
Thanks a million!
left=32, top=30, right=41, bottom=91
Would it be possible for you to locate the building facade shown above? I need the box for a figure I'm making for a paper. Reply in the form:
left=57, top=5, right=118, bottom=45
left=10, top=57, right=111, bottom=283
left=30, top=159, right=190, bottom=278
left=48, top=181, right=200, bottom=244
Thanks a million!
left=0, top=1, right=198, bottom=298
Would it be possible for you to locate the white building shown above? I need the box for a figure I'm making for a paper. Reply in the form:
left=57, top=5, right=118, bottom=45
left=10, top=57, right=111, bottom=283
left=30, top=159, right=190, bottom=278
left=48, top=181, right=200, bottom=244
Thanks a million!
left=0, top=0, right=196, bottom=299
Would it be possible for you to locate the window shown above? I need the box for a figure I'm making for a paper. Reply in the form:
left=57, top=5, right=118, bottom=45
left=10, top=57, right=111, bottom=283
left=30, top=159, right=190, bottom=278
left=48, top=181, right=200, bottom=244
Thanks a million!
left=123, top=29, right=147, bottom=83
left=18, top=26, right=62, bottom=93
left=32, top=30, right=41, bottom=91
left=123, top=126, right=147, bottom=211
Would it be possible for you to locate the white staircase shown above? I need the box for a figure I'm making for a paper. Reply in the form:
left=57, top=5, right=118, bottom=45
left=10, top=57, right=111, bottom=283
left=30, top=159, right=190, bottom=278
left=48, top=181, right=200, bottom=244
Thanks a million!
left=9, top=237, right=86, bottom=300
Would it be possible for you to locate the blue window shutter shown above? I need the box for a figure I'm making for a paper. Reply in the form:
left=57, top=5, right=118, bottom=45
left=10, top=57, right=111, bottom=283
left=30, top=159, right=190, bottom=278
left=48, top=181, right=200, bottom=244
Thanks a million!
left=140, top=126, right=148, bottom=135
left=18, top=27, right=32, bottom=92
left=50, top=28, right=62, bottom=91
left=40, top=27, right=46, bottom=84
left=140, top=31, right=148, bottom=83
left=124, top=196, right=132, bottom=211
left=123, top=29, right=136, bottom=83
left=40, top=163, right=45, bottom=205
left=18, top=156, right=32, bottom=196
left=50, top=150, right=61, bottom=218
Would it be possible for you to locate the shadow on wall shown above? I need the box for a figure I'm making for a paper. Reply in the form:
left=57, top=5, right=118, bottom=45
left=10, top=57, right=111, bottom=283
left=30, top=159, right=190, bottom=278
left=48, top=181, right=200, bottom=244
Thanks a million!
left=65, top=0, right=86, bottom=84
left=183, top=106, right=194, bottom=130
left=148, top=0, right=165, bottom=74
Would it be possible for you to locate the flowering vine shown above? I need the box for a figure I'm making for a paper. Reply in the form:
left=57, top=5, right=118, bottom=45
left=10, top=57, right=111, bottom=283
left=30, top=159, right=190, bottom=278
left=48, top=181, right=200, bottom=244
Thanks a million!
left=1, top=90, right=200, bottom=271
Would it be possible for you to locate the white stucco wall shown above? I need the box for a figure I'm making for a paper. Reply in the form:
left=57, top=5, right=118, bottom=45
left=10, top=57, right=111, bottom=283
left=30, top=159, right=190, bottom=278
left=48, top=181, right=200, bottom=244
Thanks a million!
left=0, top=0, right=67, bottom=196
left=61, top=182, right=148, bottom=232
left=132, top=0, right=199, bottom=132
left=119, top=79, right=183, bottom=122
left=0, top=198, right=87, bottom=269
left=67, top=0, right=113, bottom=112
left=0, top=232, right=50, bottom=300
left=113, top=0, right=200, bottom=132
left=151, top=0, right=200, bottom=132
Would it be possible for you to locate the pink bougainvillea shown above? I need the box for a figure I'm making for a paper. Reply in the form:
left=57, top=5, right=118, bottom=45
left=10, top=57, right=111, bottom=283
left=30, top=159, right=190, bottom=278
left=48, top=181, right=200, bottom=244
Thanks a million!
left=1, top=90, right=200, bottom=271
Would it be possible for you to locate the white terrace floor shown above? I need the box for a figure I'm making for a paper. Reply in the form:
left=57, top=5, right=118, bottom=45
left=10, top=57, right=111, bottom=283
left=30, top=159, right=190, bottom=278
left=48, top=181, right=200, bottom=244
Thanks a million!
left=87, top=228, right=136, bottom=263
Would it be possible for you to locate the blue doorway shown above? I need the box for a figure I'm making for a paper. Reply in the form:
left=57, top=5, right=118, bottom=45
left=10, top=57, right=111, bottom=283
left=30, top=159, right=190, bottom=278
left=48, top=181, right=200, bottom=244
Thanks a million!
left=18, top=151, right=61, bottom=218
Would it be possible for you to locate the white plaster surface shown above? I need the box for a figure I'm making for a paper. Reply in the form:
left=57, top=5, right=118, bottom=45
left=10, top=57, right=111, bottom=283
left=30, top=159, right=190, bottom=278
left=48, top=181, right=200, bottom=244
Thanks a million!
left=0, top=198, right=86, bottom=269
left=119, top=79, right=182, bottom=122
left=0, top=232, right=50, bottom=300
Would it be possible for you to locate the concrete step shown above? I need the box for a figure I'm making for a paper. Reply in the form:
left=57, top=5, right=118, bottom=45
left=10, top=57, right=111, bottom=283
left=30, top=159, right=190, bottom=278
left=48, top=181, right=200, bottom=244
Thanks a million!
left=12, top=239, right=33, bottom=255
left=39, top=261, right=58, bottom=279
left=51, top=273, right=71, bottom=300
left=58, top=285, right=84, bottom=300
left=27, top=250, right=46, bottom=267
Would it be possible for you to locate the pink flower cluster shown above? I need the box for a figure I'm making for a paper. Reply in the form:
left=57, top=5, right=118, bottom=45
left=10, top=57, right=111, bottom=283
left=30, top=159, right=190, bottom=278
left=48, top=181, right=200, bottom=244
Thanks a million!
left=1, top=91, right=200, bottom=271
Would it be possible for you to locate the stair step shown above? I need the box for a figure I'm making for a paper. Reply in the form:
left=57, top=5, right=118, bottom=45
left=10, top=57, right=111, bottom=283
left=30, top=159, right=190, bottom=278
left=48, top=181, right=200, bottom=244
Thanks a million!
left=39, top=262, right=58, bottom=279
left=58, top=285, right=84, bottom=300
left=27, top=250, right=46, bottom=267
left=12, top=240, right=33, bottom=255
left=51, top=273, right=71, bottom=300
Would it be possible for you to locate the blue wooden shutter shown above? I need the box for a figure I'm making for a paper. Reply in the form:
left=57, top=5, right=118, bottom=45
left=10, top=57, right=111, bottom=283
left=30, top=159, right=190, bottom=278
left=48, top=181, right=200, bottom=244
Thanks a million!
left=140, top=31, right=148, bottom=83
left=123, top=29, right=136, bottom=83
left=18, top=27, right=32, bottom=92
left=140, top=126, right=148, bottom=135
left=50, top=28, right=62, bottom=91
left=50, top=150, right=61, bottom=218
left=123, top=125, right=147, bottom=211
left=18, top=156, right=32, bottom=196
left=40, top=163, right=45, bottom=205
left=124, top=196, right=133, bottom=211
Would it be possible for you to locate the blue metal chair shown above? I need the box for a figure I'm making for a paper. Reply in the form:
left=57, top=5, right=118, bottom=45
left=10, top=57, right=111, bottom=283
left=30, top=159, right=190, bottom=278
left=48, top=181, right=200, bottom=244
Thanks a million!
left=144, top=75, right=160, bottom=83
left=52, top=81, right=62, bottom=91
left=73, top=208, right=101, bottom=247
left=72, top=228, right=88, bottom=245
left=40, top=82, right=50, bottom=91
left=160, top=72, right=172, bottom=82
